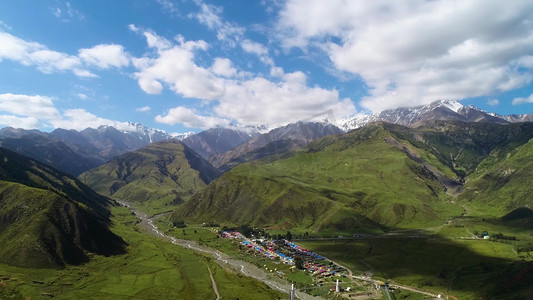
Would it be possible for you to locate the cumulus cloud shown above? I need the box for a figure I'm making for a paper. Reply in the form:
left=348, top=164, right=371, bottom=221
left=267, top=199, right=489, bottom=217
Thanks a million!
left=50, top=108, right=123, bottom=131
left=512, top=94, right=533, bottom=105
left=0, top=93, right=129, bottom=131
left=130, top=27, right=355, bottom=128
left=278, top=0, right=533, bottom=112
left=216, top=70, right=355, bottom=127
left=133, top=30, right=225, bottom=99
left=0, top=93, right=61, bottom=121
left=0, top=30, right=96, bottom=77
left=79, top=44, right=130, bottom=69
left=211, top=58, right=237, bottom=77
left=0, top=115, right=41, bottom=129
left=156, top=106, right=230, bottom=129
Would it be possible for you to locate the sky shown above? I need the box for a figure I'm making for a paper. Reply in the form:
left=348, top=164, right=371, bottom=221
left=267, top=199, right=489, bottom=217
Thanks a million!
left=1, top=0, right=533, bottom=134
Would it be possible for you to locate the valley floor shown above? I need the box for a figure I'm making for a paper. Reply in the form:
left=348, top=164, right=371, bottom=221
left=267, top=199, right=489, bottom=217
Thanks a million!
left=0, top=204, right=286, bottom=300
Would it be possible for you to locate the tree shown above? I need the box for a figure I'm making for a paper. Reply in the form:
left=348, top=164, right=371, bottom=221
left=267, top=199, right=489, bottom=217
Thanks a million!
left=294, top=256, right=304, bottom=269
left=286, top=231, right=293, bottom=241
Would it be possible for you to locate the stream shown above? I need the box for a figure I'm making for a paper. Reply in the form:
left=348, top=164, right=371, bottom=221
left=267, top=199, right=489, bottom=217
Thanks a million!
left=118, top=201, right=322, bottom=300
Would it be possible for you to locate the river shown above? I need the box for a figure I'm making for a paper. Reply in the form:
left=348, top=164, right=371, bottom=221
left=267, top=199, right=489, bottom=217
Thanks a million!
left=117, top=201, right=322, bottom=300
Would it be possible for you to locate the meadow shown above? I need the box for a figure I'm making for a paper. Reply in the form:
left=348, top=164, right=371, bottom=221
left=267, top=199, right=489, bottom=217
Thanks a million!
left=0, top=205, right=285, bottom=300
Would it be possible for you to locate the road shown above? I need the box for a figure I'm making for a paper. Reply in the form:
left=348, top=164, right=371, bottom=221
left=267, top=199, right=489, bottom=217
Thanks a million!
left=122, top=201, right=456, bottom=299
left=118, top=201, right=322, bottom=300
left=205, top=264, right=221, bottom=300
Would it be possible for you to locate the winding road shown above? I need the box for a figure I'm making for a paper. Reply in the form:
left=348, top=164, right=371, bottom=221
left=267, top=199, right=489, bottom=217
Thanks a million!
left=118, top=201, right=322, bottom=300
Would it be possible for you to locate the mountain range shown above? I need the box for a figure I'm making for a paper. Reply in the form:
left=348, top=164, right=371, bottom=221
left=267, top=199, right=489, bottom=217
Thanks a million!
left=336, top=100, right=533, bottom=131
left=1, top=99, right=533, bottom=300
left=0, top=123, right=173, bottom=176
left=172, top=120, right=533, bottom=232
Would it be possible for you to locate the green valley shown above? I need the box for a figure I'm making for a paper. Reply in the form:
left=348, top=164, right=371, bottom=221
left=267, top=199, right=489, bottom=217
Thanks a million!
left=0, top=205, right=285, bottom=299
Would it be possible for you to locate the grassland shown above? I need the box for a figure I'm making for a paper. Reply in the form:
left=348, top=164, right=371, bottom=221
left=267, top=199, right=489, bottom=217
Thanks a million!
left=0, top=205, right=285, bottom=299
left=298, top=208, right=533, bottom=300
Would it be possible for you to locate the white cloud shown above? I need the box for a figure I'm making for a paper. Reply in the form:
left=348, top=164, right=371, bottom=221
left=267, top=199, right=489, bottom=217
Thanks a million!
left=0, top=114, right=41, bottom=129
left=133, top=30, right=224, bottom=100
left=53, top=2, right=85, bottom=22
left=0, top=21, right=12, bottom=30
left=50, top=108, right=120, bottom=131
left=216, top=70, right=355, bottom=126
left=278, top=0, right=533, bottom=112
left=79, top=44, right=130, bottom=69
left=132, top=28, right=355, bottom=128
left=0, top=93, right=129, bottom=131
left=211, top=58, right=237, bottom=77
left=136, top=106, right=151, bottom=112
left=512, top=94, right=533, bottom=105
left=0, top=93, right=61, bottom=120
left=0, top=30, right=96, bottom=77
left=156, top=0, right=179, bottom=15
left=241, top=39, right=274, bottom=66
left=192, top=0, right=244, bottom=47
left=487, top=99, right=499, bottom=106
left=77, top=93, right=88, bottom=100
left=156, top=106, right=230, bottom=129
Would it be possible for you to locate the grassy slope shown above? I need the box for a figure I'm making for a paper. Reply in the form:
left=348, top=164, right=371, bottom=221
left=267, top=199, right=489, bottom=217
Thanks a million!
left=79, top=140, right=220, bottom=215
left=388, top=121, right=533, bottom=178
left=0, top=147, right=125, bottom=268
left=299, top=237, right=532, bottom=300
left=174, top=123, right=463, bottom=233
left=0, top=181, right=125, bottom=268
left=460, top=137, right=533, bottom=216
left=0, top=205, right=284, bottom=299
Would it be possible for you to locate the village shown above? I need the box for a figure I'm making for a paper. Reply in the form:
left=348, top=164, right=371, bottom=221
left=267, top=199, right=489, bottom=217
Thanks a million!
left=217, top=229, right=376, bottom=298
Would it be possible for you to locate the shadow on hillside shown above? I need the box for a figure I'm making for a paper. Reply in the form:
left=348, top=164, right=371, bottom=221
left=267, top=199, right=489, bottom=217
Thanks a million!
left=301, top=233, right=533, bottom=299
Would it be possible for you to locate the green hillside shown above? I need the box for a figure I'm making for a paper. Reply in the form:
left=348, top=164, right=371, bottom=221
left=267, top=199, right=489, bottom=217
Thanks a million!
left=0, top=148, right=125, bottom=268
left=460, top=136, right=533, bottom=216
left=173, top=123, right=464, bottom=233
left=386, top=121, right=533, bottom=178
left=79, top=140, right=221, bottom=215
left=173, top=121, right=533, bottom=234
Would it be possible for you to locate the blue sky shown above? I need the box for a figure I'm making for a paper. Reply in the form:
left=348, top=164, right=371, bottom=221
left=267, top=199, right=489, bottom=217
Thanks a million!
left=1, top=0, right=533, bottom=134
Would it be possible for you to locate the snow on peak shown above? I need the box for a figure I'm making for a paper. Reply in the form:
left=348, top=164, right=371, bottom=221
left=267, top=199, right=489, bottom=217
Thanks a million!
left=436, top=100, right=463, bottom=113
left=171, top=131, right=195, bottom=141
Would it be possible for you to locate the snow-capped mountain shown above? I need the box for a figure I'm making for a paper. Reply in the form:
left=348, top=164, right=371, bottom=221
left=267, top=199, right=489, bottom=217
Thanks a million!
left=209, top=121, right=344, bottom=171
left=171, top=131, right=195, bottom=141
left=113, top=122, right=173, bottom=143
left=182, top=126, right=262, bottom=160
left=0, top=122, right=176, bottom=176
left=336, top=100, right=529, bottom=131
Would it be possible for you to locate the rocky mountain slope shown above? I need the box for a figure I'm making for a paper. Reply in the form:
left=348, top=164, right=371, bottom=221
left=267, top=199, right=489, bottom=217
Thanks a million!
left=336, top=100, right=533, bottom=131
left=0, top=123, right=173, bottom=176
left=182, top=127, right=260, bottom=160
left=210, top=121, right=343, bottom=171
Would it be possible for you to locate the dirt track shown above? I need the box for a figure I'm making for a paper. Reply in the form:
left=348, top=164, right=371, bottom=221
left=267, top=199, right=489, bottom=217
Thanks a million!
left=118, top=201, right=322, bottom=300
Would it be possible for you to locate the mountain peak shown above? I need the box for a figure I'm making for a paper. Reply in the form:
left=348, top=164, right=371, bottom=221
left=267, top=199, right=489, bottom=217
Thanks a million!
left=335, top=100, right=519, bottom=131
left=431, top=99, right=463, bottom=113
